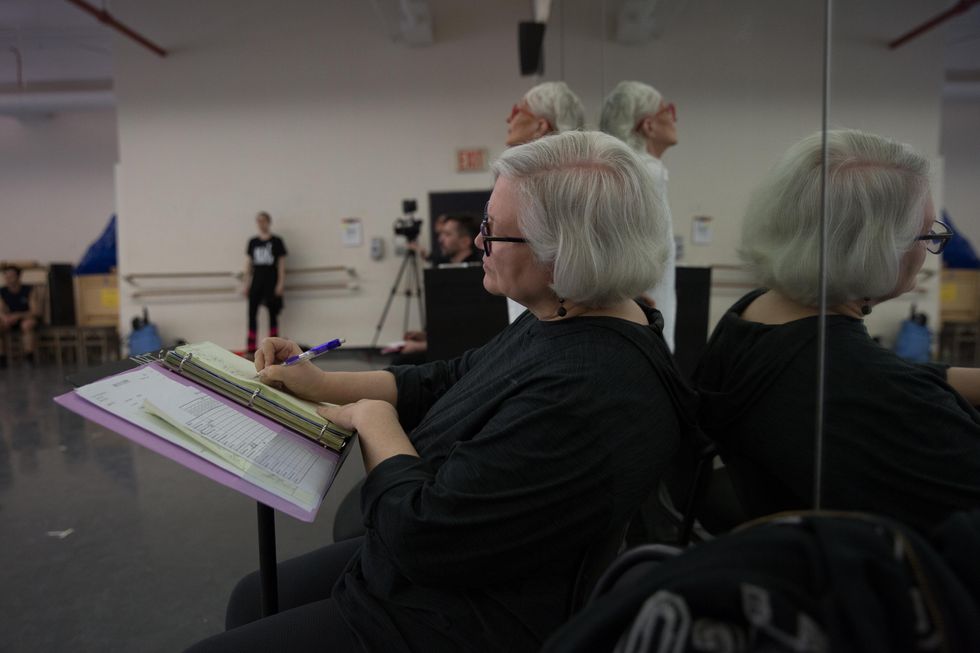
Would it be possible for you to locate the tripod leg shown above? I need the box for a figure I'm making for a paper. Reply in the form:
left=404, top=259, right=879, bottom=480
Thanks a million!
left=402, top=279, right=412, bottom=336
left=371, top=253, right=412, bottom=348
left=409, top=253, right=426, bottom=329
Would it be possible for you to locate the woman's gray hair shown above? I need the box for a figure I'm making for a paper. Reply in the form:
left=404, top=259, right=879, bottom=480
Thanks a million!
left=491, top=131, right=671, bottom=308
left=523, top=82, right=586, bottom=134
left=740, top=129, right=931, bottom=306
left=599, top=81, right=663, bottom=153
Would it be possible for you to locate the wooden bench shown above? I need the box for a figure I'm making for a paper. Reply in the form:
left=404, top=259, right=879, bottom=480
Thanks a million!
left=35, top=325, right=121, bottom=367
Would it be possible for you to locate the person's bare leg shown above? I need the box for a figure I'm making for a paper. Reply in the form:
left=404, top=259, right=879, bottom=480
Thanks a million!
left=20, top=318, right=36, bottom=353
left=0, top=320, right=10, bottom=368
left=20, top=318, right=36, bottom=363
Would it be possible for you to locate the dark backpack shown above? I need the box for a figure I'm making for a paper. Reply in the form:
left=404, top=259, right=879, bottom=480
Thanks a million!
left=544, top=511, right=980, bottom=653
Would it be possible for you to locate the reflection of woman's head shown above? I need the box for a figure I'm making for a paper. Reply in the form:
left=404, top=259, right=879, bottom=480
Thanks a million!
left=600, top=81, right=675, bottom=155
left=506, top=82, right=585, bottom=146
left=491, top=131, right=670, bottom=308
left=740, top=129, right=931, bottom=307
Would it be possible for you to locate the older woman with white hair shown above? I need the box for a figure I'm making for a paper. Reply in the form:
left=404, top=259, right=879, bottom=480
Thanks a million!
left=187, top=131, right=693, bottom=653
left=694, top=129, right=980, bottom=533
left=600, top=81, right=679, bottom=350
left=505, top=81, right=585, bottom=146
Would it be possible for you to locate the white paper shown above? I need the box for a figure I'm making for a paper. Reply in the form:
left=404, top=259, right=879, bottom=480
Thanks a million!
left=341, top=218, right=363, bottom=247
left=76, top=366, right=334, bottom=511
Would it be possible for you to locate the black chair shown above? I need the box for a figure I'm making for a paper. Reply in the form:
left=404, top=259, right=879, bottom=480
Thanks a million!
left=566, top=519, right=632, bottom=617
left=628, top=426, right=745, bottom=548
left=585, top=543, right=683, bottom=605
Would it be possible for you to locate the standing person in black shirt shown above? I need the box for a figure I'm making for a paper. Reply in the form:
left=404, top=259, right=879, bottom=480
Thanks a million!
left=186, top=131, right=696, bottom=653
left=0, top=265, right=41, bottom=368
left=243, top=211, right=287, bottom=355
left=694, top=129, right=980, bottom=533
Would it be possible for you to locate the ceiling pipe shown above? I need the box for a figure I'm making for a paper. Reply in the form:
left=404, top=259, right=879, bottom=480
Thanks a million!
left=0, top=89, right=115, bottom=117
left=64, top=0, right=168, bottom=58
left=9, top=47, right=23, bottom=88
left=888, top=0, right=980, bottom=49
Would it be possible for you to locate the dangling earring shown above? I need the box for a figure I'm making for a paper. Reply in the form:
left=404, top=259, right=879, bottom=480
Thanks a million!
left=557, top=297, right=567, bottom=318
left=861, top=298, right=872, bottom=316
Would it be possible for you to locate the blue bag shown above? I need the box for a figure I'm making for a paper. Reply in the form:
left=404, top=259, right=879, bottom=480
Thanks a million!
left=128, top=324, right=163, bottom=356
left=76, top=215, right=118, bottom=274
left=894, top=319, right=932, bottom=363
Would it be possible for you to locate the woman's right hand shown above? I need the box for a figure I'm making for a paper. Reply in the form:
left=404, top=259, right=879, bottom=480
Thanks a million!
left=254, top=337, right=327, bottom=402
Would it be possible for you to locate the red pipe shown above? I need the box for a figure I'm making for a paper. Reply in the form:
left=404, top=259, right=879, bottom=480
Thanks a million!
left=64, top=0, right=168, bottom=58
left=888, top=0, right=980, bottom=49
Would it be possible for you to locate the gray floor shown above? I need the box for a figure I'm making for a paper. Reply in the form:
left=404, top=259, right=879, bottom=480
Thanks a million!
left=0, top=352, right=384, bottom=652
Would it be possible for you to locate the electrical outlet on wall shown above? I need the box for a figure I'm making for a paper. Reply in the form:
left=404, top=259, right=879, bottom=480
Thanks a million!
left=370, top=237, right=385, bottom=261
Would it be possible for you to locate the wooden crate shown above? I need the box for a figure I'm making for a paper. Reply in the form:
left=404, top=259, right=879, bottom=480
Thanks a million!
left=75, top=273, right=119, bottom=327
left=940, top=268, right=980, bottom=323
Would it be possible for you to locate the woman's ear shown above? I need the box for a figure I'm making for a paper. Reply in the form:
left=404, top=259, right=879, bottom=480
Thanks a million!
left=637, top=116, right=653, bottom=138
left=536, top=118, right=554, bottom=138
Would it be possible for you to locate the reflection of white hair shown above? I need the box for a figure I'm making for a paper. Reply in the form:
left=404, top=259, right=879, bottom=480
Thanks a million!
left=740, top=129, right=931, bottom=306
left=492, top=131, right=670, bottom=308
left=600, top=81, right=663, bottom=153
left=523, top=82, right=586, bottom=134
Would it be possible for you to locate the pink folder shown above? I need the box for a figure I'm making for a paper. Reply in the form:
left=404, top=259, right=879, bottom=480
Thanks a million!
left=54, top=362, right=346, bottom=522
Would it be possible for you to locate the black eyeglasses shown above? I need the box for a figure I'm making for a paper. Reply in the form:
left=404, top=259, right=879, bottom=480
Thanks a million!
left=479, top=216, right=528, bottom=257
left=914, top=220, right=953, bottom=255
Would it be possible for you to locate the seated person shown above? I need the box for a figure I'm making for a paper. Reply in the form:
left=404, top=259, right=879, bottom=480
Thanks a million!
left=431, top=213, right=482, bottom=265
left=0, top=265, right=41, bottom=368
left=187, top=131, right=694, bottom=653
left=391, top=214, right=483, bottom=364
left=694, top=129, right=980, bottom=533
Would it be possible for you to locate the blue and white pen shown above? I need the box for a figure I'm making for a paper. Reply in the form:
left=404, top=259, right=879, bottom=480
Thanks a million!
left=281, top=338, right=345, bottom=366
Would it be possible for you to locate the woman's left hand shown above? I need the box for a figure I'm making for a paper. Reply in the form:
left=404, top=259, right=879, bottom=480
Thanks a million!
left=318, top=400, right=418, bottom=471
left=317, top=399, right=396, bottom=432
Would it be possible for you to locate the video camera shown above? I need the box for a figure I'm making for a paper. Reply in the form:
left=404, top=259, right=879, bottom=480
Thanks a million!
left=393, top=199, right=422, bottom=242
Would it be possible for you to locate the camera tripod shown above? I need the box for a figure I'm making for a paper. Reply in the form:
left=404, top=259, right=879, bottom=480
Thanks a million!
left=370, top=245, right=426, bottom=348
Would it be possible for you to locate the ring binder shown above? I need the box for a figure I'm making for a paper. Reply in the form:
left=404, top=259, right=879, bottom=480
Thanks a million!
left=157, top=343, right=353, bottom=453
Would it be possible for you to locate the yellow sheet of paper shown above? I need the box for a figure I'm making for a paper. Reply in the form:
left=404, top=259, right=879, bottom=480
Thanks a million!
left=173, top=342, right=341, bottom=425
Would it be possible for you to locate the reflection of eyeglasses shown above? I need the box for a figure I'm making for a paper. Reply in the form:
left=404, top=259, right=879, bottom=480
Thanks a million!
left=914, top=220, right=953, bottom=255
left=508, top=103, right=538, bottom=122
left=480, top=215, right=528, bottom=257
left=634, top=102, right=676, bottom=131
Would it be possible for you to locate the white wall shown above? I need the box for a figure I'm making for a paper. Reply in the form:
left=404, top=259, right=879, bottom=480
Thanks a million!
left=0, top=110, right=118, bottom=264
left=111, top=0, right=948, bottom=350
left=942, top=97, right=980, bottom=244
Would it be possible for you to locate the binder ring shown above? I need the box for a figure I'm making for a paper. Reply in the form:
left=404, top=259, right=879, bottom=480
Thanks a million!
left=248, top=388, right=260, bottom=408
left=318, top=424, right=328, bottom=439
left=178, top=352, right=193, bottom=373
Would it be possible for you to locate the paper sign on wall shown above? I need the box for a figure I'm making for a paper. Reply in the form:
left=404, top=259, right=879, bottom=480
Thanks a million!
left=692, top=216, right=713, bottom=245
left=341, top=218, right=363, bottom=247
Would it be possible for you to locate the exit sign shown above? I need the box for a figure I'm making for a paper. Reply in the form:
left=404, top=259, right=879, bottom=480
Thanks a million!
left=456, top=148, right=487, bottom=173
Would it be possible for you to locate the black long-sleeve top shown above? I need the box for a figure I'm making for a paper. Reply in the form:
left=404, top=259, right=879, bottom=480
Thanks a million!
left=332, top=306, right=693, bottom=652
left=694, top=289, right=980, bottom=533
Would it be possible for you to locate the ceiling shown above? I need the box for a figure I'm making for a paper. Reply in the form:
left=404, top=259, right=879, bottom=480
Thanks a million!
left=0, top=0, right=113, bottom=89
left=1, top=0, right=979, bottom=97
